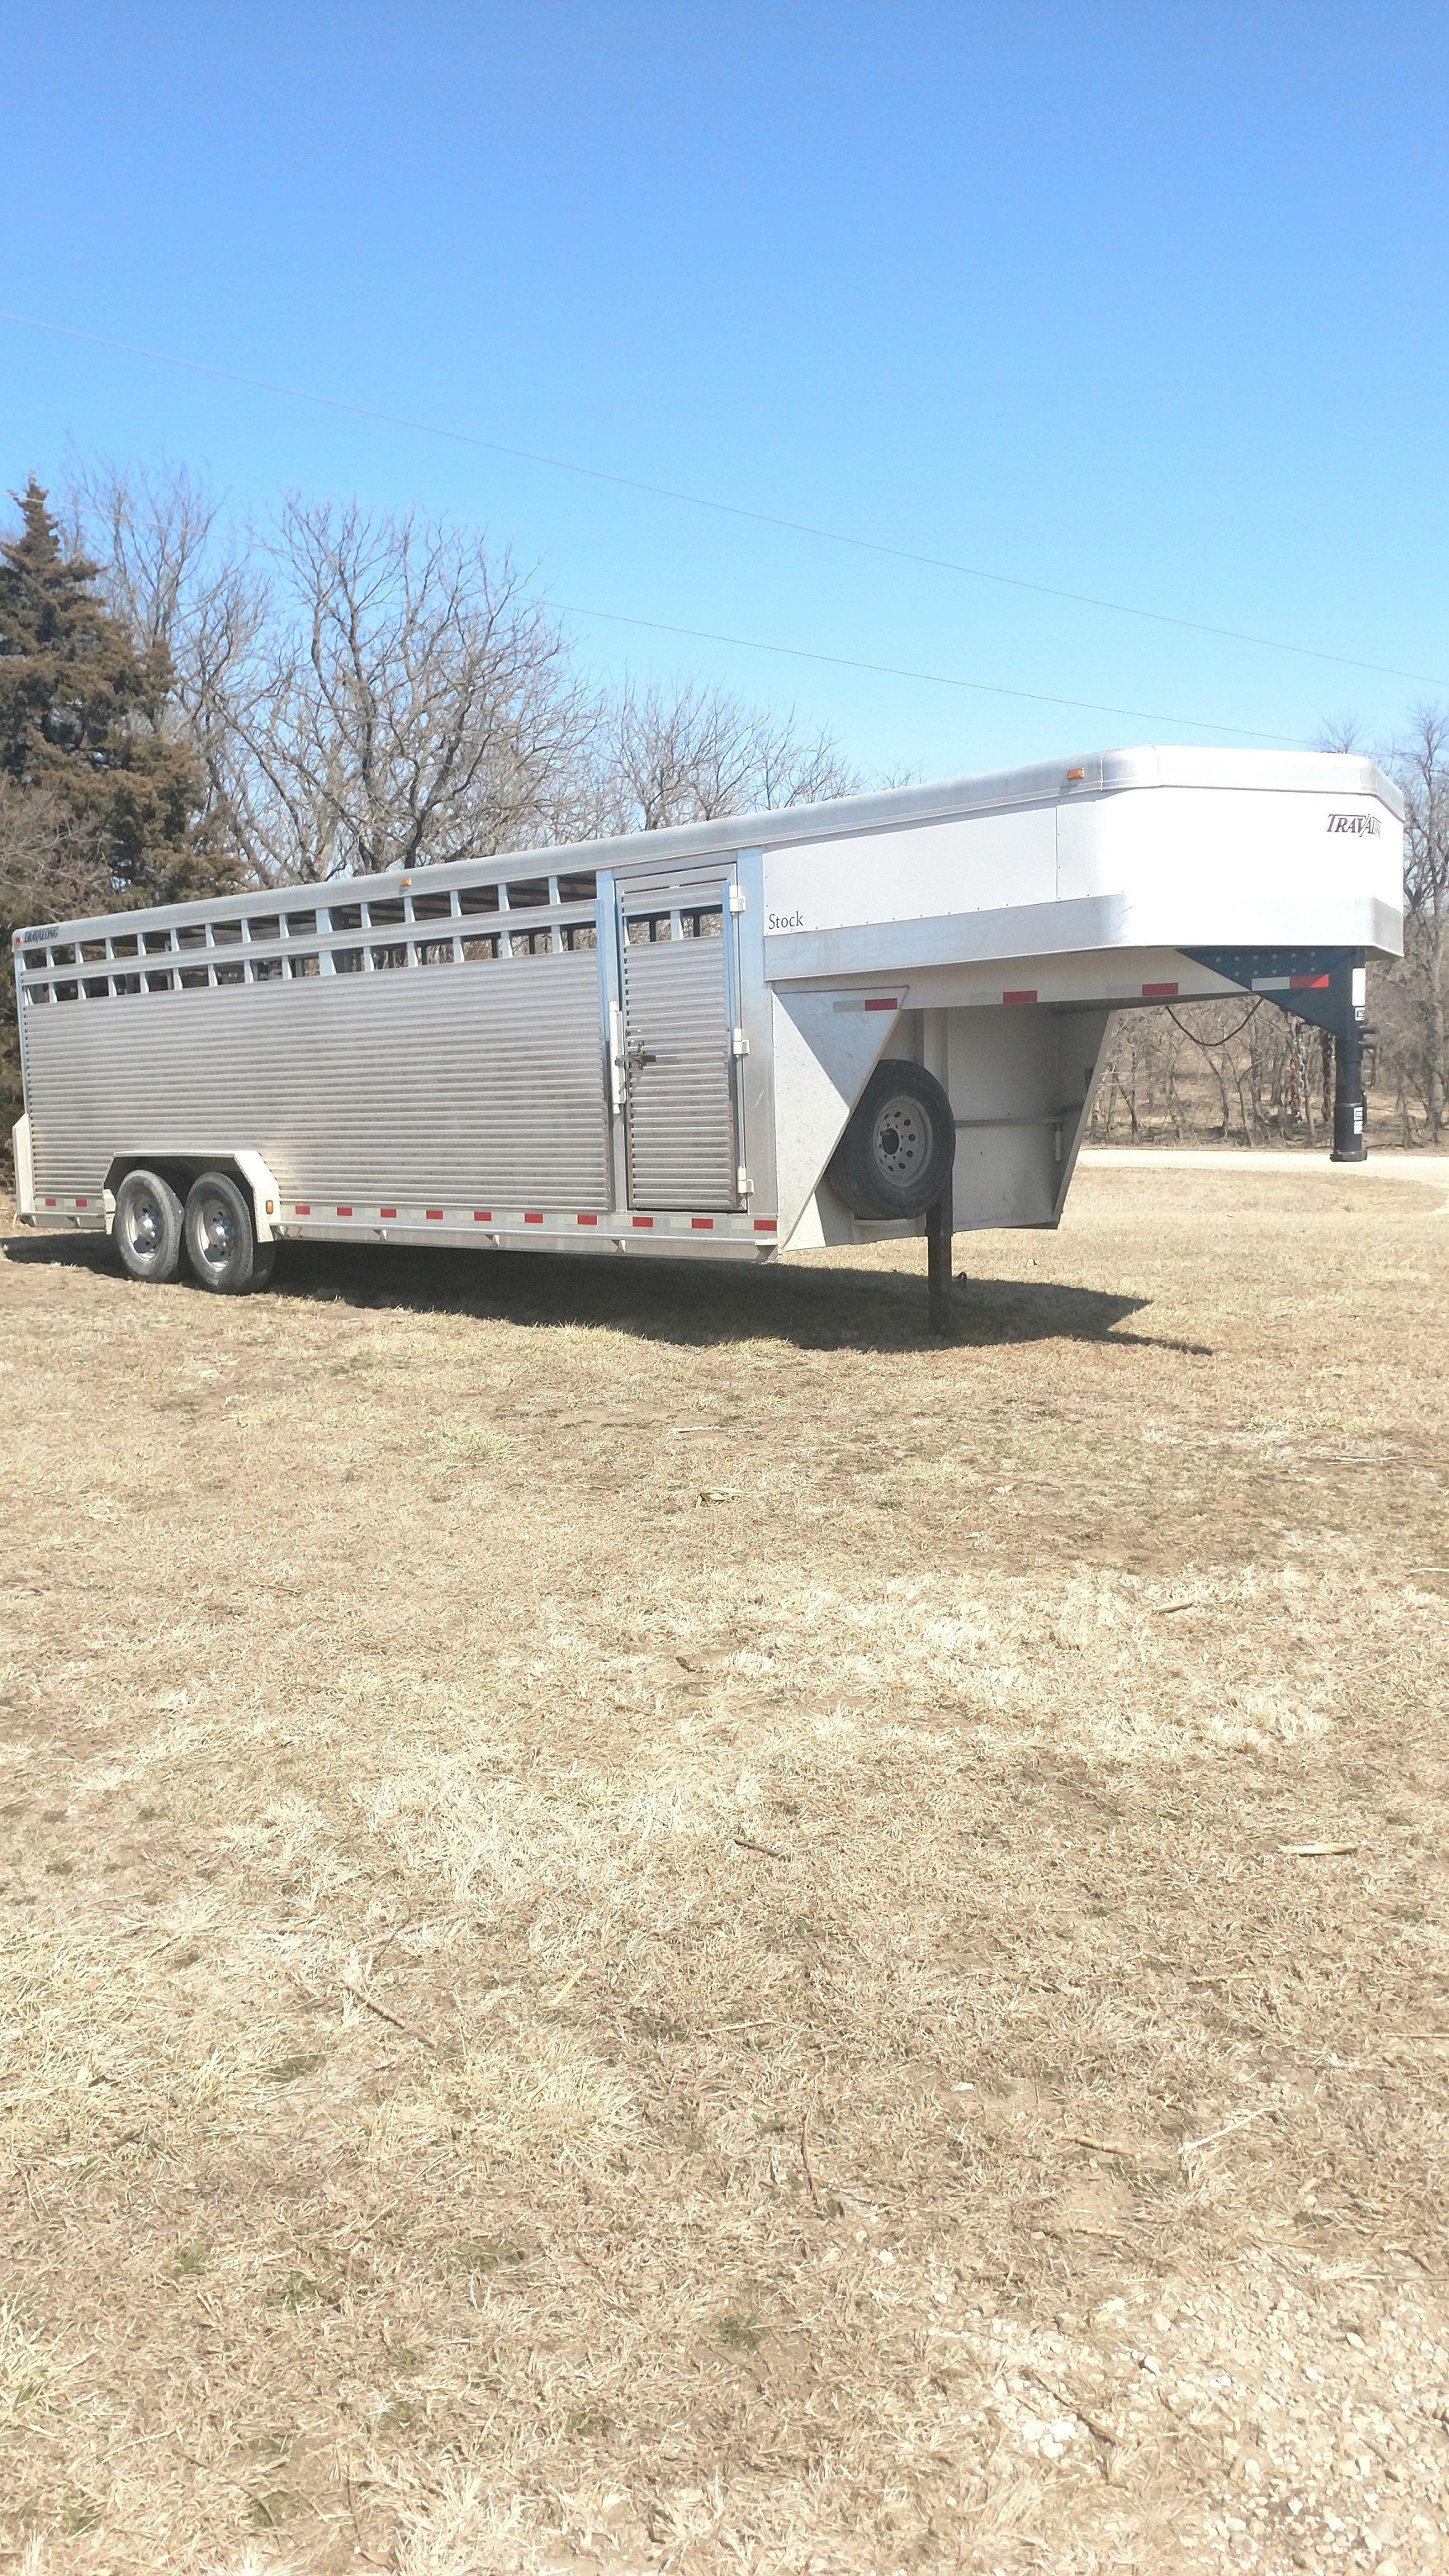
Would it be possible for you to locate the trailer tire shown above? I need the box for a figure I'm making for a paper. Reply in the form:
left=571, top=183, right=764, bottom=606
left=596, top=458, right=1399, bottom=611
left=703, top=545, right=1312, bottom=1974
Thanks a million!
left=114, top=1167, right=186, bottom=1285
left=828, top=1059, right=955, bottom=1220
left=182, top=1170, right=275, bottom=1295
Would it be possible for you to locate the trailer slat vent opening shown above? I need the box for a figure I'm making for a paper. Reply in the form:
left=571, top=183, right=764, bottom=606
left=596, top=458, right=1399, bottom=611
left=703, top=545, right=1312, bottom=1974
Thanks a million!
left=17, top=860, right=608, bottom=1005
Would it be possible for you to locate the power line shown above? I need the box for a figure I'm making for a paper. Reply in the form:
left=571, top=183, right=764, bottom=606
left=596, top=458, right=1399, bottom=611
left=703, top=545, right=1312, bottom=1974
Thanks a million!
left=3, top=305, right=1443, bottom=694
left=553, top=601, right=1313, bottom=744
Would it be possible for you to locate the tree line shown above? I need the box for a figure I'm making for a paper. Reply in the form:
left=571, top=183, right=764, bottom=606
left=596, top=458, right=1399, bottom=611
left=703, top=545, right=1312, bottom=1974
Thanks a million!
left=2, top=463, right=1447, bottom=1151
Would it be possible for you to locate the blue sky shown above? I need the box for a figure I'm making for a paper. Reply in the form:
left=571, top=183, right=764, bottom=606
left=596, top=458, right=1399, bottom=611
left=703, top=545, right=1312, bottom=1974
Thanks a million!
left=2, top=1, right=1447, bottom=782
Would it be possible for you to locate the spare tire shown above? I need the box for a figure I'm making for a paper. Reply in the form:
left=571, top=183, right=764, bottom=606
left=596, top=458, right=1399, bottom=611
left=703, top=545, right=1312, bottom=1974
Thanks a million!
left=828, top=1058, right=955, bottom=1220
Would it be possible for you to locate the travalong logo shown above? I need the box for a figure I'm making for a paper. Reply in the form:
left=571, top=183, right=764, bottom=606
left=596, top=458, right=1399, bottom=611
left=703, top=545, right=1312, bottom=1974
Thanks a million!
left=1328, top=812, right=1380, bottom=836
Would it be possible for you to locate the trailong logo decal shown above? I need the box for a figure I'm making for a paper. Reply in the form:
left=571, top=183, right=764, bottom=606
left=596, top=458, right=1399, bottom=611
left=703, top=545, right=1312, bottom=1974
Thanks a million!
left=1327, top=812, right=1380, bottom=835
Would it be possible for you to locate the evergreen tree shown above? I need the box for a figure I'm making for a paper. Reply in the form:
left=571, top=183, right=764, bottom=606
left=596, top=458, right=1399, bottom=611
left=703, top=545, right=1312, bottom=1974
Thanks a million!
left=0, top=476, right=229, bottom=905
left=1, top=477, right=237, bottom=1150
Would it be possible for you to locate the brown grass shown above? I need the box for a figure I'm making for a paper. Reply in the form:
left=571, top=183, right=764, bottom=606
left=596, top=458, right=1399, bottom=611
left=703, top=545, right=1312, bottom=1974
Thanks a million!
left=1, top=1165, right=1447, bottom=2575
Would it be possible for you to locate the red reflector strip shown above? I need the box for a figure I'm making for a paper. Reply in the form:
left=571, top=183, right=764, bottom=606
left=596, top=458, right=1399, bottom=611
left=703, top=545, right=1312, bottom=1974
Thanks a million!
left=472, top=1210, right=490, bottom=1223
left=864, top=996, right=899, bottom=1011
left=523, top=1210, right=543, bottom=1224
left=380, top=1206, right=397, bottom=1219
left=75, top=1197, right=88, bottom=1208
left=754, top=1218, right=777, bottom=1232
left=576, top=1212, right=598, bottom=1225
left=1141, top=982, right=1178, bottom=998
left=1003, top=988, right=1037, bottom=1006
left=294, top=1203, right=311, bottom=1215
left=1290, top=973, right=1331, bottom=990
left=335, top=1205, right=353, bottom=1216
left=44, top=1196, right=56, bottom=1207
left=425, top=1209, right=443, bottom=1221
left=632, top=1215, right=655, bottom=1229
left=691, top=1216, right=714, bottom=1231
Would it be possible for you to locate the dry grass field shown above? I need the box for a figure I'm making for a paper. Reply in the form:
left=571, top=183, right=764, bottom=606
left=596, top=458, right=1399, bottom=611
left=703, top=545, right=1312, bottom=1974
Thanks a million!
left=2, top=1163, right=1447, bottom=2576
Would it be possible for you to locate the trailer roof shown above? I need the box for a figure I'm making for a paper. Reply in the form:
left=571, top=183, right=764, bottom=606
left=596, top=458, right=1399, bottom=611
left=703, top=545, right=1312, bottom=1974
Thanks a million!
left=14, top=744, right=1403, bottom=946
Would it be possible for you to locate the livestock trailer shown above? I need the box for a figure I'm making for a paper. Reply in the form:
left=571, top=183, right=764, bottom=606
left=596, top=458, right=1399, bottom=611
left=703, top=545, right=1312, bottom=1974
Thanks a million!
left=9, top=745, right=1404, bottom=1328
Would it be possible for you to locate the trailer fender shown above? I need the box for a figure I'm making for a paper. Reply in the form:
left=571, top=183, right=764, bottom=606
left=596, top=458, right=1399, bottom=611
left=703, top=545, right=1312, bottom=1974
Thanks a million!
left=770, top=987, right=907, bottom=1243
left=231, top=1151, right=281, bottom=1244
left=10, top=1114, right=35, bottom=1222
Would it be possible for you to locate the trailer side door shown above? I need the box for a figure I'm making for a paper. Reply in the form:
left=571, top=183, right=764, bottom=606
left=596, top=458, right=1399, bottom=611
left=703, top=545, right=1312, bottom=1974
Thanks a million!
left=616, top=865, right=744, bottom=1212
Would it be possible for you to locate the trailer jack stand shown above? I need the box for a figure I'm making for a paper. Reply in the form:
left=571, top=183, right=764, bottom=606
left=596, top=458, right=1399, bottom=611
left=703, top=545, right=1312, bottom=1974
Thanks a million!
left=1183, top=947, right=1369, bottom=1163
left=926, top=1176, right=954, bottom=1338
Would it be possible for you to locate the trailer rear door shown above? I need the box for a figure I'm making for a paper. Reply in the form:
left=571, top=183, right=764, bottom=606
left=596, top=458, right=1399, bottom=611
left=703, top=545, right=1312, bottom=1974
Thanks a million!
left=618, top=866, right=743, bottom=1211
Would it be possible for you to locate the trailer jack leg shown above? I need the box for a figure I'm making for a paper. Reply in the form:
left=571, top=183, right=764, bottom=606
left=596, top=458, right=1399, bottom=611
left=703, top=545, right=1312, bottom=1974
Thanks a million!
left=1329, top=1012, right=1367, bottom=1163
left=1183, top=946, right=1369, bottom=1163
left=926, top=1175, right=954, bottom=1338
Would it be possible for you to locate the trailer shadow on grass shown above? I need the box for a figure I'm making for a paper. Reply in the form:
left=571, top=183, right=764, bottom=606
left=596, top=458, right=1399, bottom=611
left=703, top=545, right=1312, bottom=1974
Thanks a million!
left=5, top=1229, right=1211, bottom=1354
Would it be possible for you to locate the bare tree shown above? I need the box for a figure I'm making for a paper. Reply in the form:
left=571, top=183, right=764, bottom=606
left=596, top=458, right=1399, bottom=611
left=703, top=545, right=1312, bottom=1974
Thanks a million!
left=68, top=472, right=601, bottom=882
left=69, top=467, right=862, bottom=884
left=64, top=459, right=271, bottom=868
left=588, top=678, right=858, bottom=836
left=1388, top=706, right=1449, bottom=1139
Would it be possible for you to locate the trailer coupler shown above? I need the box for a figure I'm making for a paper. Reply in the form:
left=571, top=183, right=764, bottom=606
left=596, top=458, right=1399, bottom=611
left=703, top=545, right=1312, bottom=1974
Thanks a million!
left=1182, top=948, right=1369, bottom=1163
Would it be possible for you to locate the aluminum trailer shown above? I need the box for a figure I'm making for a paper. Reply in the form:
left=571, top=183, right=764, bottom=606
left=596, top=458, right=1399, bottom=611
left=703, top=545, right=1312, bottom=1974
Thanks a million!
left=9, top=745, right=1404, bottom=1328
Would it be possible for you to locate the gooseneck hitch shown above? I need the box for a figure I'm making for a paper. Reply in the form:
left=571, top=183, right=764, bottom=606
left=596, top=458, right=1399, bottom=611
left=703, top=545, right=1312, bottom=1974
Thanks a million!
left=1182, top=947, right=1370, bottom=1164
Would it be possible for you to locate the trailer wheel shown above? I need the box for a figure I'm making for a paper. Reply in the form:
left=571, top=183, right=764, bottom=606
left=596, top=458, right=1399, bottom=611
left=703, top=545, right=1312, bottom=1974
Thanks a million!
left=828, top=1059, right=956, bottom=1220
left=182, top=1170, right=275, bottom=1294
left=114, top=1167, right=186, bottom=1284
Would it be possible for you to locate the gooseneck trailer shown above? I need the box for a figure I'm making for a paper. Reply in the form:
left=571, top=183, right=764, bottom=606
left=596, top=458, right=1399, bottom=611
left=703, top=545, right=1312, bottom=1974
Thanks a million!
left=10, top=746, right=1404, bottom=1329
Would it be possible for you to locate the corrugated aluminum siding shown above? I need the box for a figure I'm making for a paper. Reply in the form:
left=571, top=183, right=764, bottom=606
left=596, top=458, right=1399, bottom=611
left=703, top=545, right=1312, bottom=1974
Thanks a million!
left=621, top=930, right=738, bottom=1210
left=23, top=954, right=610, bottom=1207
